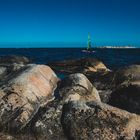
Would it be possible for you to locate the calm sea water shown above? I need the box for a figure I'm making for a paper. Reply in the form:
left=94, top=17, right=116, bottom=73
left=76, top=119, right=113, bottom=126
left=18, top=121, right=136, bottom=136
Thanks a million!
left=0, top=48, right=140, bottom=70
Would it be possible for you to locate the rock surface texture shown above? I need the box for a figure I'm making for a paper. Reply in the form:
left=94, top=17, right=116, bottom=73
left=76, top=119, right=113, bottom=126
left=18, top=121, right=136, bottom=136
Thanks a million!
left=62, top=100, right=140, bottom=140
left=59, top=73, right=101, bottom=102
left=109, top=65, right=140, bottom=115
left=33, top=73, right=99, bottom=140
left=33, top=100, right=67, bottom=140
left=0, top=64, right=58, bottom=133
left=1, top=56, right=140, bottom=140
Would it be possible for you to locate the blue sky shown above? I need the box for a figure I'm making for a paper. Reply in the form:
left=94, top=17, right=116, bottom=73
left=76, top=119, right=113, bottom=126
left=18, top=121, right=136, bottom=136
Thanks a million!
left=0, top=0, right=140, bottom=46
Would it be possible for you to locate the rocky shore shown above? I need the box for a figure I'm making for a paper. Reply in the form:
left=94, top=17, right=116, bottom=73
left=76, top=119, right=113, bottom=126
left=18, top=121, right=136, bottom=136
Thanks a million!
left=0, top=56, right=140, bottom=140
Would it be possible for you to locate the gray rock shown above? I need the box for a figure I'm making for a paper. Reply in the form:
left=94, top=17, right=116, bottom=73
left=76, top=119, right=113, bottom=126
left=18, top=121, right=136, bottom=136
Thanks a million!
left=61, top=100, right=140, bottom=140
left=33, top=100, right=67, bottom=140
left=109, top=65, right=140, bottom=114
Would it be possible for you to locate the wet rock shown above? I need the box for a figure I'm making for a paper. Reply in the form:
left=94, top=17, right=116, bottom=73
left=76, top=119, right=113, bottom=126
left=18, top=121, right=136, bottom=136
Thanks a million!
left=61, top=100, right=140, bottom=140
left=0, top=64, right=58, bottom=133
left=49, top=58, right=110, bottom=75
left=59, top=73, right=101, bottom=102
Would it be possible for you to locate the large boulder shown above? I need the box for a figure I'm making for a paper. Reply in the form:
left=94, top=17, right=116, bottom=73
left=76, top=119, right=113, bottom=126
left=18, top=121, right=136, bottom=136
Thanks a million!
left=61, top=100, right=140, bottom=140
left=109, top=65, right=140, bottom=114
left=0, top=64, right=58, bottom=133
left=33, top=73, right=100, bottom=140
left=49, top=58, right=109, bottom=75
left=59, top=73, right=101, bottom=102
left=49, top=58, right=111, bottom=103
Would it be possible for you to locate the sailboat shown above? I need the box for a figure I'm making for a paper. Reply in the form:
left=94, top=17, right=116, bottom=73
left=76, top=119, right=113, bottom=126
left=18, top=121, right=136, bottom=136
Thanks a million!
left=82, top=33, right=95, bottom=53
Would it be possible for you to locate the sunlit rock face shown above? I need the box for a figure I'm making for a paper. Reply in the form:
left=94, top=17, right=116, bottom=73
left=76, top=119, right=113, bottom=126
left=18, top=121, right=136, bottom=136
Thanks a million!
left=0, top=64, right=59, bottom=133
left=59, top=73, right=101, bottom=102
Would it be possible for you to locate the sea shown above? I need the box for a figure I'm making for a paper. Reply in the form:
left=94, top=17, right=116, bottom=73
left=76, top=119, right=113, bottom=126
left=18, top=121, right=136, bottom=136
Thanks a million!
left=0, top=48, right=140, bottom=70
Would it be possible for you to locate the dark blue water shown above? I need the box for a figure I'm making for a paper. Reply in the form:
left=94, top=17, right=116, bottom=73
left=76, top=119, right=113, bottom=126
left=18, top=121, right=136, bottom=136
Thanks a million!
left=0, top=48, right=140, bottom=70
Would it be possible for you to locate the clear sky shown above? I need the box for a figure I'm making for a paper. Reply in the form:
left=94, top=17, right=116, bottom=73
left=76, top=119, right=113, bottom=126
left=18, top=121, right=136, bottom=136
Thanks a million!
left=0, top=0, right=140, bottom=46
